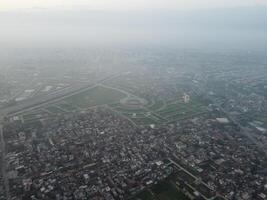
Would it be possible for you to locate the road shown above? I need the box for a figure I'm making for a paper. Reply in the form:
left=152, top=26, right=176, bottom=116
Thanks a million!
left=100, top=83, right=168, bottom=122
left=219, top=107, right=267, bottom=156
left=192, top=85, right=267, bottom=157
left=0, top=117, right=10, bottom=200
left=0, top=73, right=123, bottom=199
left=0, top=73, right=121, bottom=117
left=168, top=154, right=210, bottom=200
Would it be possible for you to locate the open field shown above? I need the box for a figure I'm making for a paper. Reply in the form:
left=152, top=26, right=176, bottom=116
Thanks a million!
left=102, top=76, right=206, bottom=125
left=109, top=102, right=164, bottom=125
left=110, top=98, right=205, bottom=126
left=45, top=106, right=65, bottom=114
left=147, top=99, right=165, bottom=111
left=254, top=115, right=267, bottom=128
left=16, top=84, right=206, bottom=126
left=18, top=86, right=126, bottom=123
left=22, top=109, right=51, bottom=123
left=64, top=85, right=126, bottom=108
left=55, top=102, right=78, bottom=112
left=156, top=100, right=206, bottom=122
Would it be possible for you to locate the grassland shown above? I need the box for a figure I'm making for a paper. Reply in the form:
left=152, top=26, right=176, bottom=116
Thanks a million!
left=18, top=85, right=127, bottom=123
left=18, top=83, right=206, bottom=127
left=64, top=86, right=126, bottom=109
left=45, top=106, right=65, bottom=114
left=109, top=102, right=165, bottom=126
left=156, top=100, right=205, bottom=123
left=110, top=97, right=206, bottom=126
left=56, top=102, right=78, bottom=111
left=103, top=78, right=206, bottom=125
left=22, top=109, right=51, bottom=123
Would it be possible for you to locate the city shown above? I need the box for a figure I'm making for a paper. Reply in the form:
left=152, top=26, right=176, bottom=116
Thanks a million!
left=1, top=0, right=267, bottom=200
left=0, top=49, right=267, bottom=200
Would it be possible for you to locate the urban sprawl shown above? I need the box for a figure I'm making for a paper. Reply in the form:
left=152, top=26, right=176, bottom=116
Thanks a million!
left=0, top=49, right=267, bottom=200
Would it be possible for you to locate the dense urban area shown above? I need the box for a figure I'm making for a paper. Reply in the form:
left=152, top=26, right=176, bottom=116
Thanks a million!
left=0, top=48, right=267, bottom=200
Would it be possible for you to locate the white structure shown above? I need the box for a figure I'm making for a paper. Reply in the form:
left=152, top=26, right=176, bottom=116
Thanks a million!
left=183, top=93, right=190, bottom=103
left=216, top=118, right=230, bottom=124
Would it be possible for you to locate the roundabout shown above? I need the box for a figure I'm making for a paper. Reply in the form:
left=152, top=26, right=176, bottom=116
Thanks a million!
left=120, top=96, right=148, bottom=109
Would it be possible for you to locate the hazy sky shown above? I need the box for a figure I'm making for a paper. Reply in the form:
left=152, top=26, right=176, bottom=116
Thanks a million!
left=1, top=1, right=266, bottom=50
left=1, top=0, right=267, bottom=11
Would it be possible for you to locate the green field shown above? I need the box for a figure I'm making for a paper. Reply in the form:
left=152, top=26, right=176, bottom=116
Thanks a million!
left=23, top=111, right=43, bottom=121
left=110, top=105, right=145, bottom=113
left=18, top=84, right=206, bottom=126
left=22, top=109, right=51, bottom=122
left=156, top=101, right=206, bottom=123
left=148, top=99, right=165, bottom=111
left=109, top=97, right=205, bottom=126
left=100, top=74, right=208, bottom=125
left=109, top=102, right=164, bottom=125
left=64, top=86, right=126, bottom=108
left=18, top=86, right=126, bottom=123
left=254, top=115, right=267, bottom=127
left=45, top=106, right=65, bottom=114
left=48, top=86, right=127, bottom=113
left=56, top=102, right=78, bottom=111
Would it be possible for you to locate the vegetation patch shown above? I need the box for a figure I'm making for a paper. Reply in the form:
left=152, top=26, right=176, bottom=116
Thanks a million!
left=64, top=86, right=126, bottom=108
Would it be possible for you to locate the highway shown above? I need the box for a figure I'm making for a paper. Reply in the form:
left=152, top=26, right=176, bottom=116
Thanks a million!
left=0, top=117, right=10, bottom=200
left=0, top=73, right=121, bottom=117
